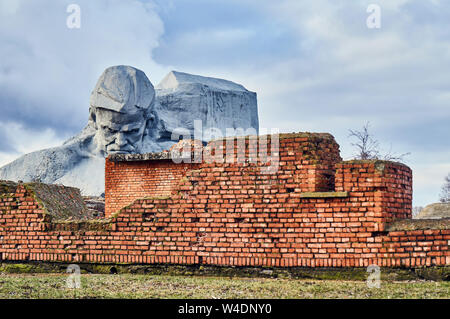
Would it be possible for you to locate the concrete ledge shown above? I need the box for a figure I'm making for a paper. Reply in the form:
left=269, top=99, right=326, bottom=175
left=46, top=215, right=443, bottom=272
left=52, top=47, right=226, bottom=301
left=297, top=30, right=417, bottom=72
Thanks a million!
left=0, top=261, right=448, bottom=281
left=338, top=159, right=411, bottom=170
left=108, top=152, right=194, bottom=162
left=108, top=152, right=173, bottom=162
left=300, top=192, right=348, bottom=199
left=386, top=218, right=450, bottom=231
left=43, top=219, right=112, bottom=232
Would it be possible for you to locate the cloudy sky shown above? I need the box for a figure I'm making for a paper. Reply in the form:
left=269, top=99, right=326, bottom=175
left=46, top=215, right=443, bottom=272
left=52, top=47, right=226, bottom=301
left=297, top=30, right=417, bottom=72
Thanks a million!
left=0, top=0, right=449, bottom=206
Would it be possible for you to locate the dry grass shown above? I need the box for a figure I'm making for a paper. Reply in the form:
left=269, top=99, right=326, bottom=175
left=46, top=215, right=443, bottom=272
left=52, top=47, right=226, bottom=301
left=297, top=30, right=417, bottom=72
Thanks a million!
left=0, top=273, right=448, bottom=299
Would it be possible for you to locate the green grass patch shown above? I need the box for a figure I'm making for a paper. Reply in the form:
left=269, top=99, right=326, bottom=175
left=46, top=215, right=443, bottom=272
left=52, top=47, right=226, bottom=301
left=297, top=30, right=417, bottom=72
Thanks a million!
left=0, top=273, right=448, bottom=299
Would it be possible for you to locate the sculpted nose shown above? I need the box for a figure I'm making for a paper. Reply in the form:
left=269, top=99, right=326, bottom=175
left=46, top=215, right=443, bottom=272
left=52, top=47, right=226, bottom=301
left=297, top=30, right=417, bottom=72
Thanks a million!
left=116, top=133, right=127, bottom=147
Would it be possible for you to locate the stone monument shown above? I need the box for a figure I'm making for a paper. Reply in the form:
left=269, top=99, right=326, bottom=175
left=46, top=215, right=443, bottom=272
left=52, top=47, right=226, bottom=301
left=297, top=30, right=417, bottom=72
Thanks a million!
left=0, top=65, right=259, bottom=195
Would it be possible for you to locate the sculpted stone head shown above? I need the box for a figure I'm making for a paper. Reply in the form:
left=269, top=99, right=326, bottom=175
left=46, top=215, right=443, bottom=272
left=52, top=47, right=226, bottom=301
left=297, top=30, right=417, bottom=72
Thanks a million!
left=89, top=65, right=156, bottom=155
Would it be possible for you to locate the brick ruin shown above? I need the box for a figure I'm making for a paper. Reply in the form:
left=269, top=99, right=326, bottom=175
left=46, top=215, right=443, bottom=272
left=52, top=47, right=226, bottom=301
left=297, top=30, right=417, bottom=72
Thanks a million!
left=0, top=133, right=449, bottom=270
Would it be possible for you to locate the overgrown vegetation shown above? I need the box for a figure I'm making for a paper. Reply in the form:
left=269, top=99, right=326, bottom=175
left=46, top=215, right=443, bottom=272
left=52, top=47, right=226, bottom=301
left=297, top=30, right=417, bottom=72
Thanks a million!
left=0, top=274, right=448, bottom=299
left=348, top=122, right=409, bottom=162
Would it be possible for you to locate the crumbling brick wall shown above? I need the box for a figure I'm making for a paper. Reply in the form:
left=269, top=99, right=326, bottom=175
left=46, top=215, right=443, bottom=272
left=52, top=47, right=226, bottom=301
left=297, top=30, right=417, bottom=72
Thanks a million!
left=0, top=133, right=448, bottom=268
left=105, top=155, right=197, bottom=215
left=105, top=133, right=342, bottom=217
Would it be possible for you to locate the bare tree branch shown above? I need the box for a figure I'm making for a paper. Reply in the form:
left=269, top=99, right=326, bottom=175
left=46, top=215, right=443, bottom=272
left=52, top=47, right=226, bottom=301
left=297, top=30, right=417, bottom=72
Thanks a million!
left=412, top=206, right=423, bottom=218
left=348, top=122, right=410, bottom=162
left=382, top=143, right=411, bottom=162
left=440, top=173, right=450, bottom=203
left=348, top=122, right=380, bottom=160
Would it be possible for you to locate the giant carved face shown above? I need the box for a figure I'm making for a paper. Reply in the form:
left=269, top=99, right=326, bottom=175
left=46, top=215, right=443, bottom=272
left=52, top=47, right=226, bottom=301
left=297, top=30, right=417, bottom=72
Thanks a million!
left=93, top=110, right=149, bottom=154
left=89, top=65, right=155, bottom=155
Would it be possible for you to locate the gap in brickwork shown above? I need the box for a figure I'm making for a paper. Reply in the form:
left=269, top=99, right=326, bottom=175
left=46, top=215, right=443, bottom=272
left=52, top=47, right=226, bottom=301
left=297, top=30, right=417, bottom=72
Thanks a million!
left=143, top=213, right=155, bottom=222
left=372, top=231, right=388, bottom=237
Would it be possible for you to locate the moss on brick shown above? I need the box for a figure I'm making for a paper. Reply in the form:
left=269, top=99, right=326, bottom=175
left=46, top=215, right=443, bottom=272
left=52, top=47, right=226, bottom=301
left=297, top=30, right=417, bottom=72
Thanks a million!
left=0, top=262, right=67, bottom=274
left=44, top=219, right=112, bottom=232
left=1, top=262, right=448, bottom=281
left=415, top=267, right=450, bottom=281
left=142, top=196, right=171, bottom=201
left=114, top=195, right=172, bottom=216
left=179, top=176, right=189, bottom=184
left=0, top=181, right=19, bottom=196
left=386, top=219, right=450, bottom=231
left=0, top=263, right=35, bottom=273
left=339, top=159, right=410, bottom=171
left=300, top=192, right=348, bottom=198
left=23, top=182, right=90, bottom=221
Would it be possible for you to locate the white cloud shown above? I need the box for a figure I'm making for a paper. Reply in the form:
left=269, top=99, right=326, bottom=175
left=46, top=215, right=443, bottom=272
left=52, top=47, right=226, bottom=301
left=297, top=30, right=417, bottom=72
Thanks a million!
left=0, top=122, right=66, bottom=166
left=0, top=0, right=169, bottom=167
left=0, top=0, right=167, bottom=131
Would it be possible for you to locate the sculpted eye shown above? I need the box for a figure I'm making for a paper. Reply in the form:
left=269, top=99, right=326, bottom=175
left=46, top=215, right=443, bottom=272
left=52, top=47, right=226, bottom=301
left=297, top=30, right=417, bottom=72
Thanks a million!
left=102, top=126, right=116, bottom=133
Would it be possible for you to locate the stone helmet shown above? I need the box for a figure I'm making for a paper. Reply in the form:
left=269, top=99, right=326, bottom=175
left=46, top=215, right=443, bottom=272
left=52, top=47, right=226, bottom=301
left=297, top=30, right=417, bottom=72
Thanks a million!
left=89, top=65, right=155, bottom=122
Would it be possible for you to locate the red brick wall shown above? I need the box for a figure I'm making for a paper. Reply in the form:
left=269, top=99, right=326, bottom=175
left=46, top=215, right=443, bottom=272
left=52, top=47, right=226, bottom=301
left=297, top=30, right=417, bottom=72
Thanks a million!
left=335, top=161, right=413, bottom=222
left=381, top=229, right=449, bottom=268
left=0, top=185, right=448, bottom=267
left=0, top=133, right=448, bottom=268
left=105, top=159, right=196, bottom=216
left=105, top=133, right=342, bottom=216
